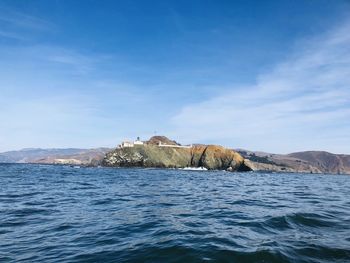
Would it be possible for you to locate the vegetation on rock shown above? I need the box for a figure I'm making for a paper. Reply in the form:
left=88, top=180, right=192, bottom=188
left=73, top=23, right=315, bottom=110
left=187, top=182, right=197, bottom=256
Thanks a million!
left=102, top=136, right=251, bottom=171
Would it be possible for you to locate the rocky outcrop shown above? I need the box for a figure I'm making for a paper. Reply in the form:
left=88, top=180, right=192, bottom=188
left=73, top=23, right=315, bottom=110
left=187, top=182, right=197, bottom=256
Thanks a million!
left=191, top=145, right=248, bottom=171
left=102, top=137, right=251, bottom=171
left=243, top=159, right=321, bottom=173
left=147, top=136, right=180, bottom=146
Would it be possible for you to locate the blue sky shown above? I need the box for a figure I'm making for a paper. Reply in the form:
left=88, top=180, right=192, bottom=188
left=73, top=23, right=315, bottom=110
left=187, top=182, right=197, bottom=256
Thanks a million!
left=0, top=0, right=350, bottom=153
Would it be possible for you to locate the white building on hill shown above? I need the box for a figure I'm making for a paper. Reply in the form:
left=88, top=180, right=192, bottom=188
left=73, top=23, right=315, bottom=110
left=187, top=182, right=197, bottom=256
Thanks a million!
left=120, top=137, right=144, bottom=148
left=121, top=141, right=134, bottom=148
left=134, top=137, right=144, bottom=145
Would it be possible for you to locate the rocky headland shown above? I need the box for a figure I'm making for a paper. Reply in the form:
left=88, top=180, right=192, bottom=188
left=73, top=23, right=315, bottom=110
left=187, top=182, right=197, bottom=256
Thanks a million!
left=102, top=136, right=251, bottom=171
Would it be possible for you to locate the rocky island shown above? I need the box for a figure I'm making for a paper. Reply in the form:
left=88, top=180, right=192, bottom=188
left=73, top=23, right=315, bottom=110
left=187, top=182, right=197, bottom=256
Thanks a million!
left=102, top=136, right=252, bottom=172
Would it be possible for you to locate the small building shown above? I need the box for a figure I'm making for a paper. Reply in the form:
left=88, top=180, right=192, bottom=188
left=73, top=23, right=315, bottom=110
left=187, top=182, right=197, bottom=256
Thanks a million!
left=134, top=136, right=144, bottom=145
left=121, top=141, right=134, bottom=148
left=119, top=137, right=144, bottom=148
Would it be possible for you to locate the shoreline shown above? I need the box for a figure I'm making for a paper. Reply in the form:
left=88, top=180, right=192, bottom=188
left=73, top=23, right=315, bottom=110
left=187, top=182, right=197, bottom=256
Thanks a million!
left=2, top=162, right=349, bottom=176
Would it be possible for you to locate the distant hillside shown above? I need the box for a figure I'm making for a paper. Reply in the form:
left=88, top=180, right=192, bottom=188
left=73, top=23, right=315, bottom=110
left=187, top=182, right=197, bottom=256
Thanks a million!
left=0, top=148, right=86, bottom=163
left=31, top=148, right=112, bottom=166
left=238, top=149, right=350, bottom=175
left=0, top=148, right=111, bottom=165
left=288, top=151, right=350, bottom=175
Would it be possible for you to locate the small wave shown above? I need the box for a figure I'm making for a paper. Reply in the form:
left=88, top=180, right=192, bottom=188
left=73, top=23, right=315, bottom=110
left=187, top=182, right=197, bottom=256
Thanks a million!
left=262, top=212, right=337, bottom=231
left=180, top=167, right=208, bottom=171
left=52, top=224, right=76, bottom=232
left=287, top=212, right=336, bottom=228
left=295, top=244, right=350, bottom=261
left=8, top=208, right=51, bottom=217
left=263, top=215, right=292, bottom=231
left=91, top=198, right=114, bottom=205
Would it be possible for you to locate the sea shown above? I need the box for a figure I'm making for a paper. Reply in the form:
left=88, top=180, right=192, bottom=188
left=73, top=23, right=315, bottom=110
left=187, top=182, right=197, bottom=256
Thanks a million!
left=0, top=164, right=349, bottom=263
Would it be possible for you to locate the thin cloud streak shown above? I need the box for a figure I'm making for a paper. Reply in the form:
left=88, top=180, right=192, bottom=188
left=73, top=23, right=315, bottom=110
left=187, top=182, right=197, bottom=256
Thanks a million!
left=0, top=43, right=160, bottom=151
left=170, top=20, right=350, bottom=154
left=0, top=8, right=53, bottom=30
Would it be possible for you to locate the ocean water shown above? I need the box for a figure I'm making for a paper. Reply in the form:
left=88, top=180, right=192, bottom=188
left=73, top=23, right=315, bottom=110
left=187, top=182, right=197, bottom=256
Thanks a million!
left=0, top=164, right=350, bottom=263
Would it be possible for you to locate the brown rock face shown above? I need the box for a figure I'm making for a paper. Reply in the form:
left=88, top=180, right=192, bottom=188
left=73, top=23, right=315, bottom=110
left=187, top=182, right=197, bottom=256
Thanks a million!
left=190, top=145, right=247, bottom=171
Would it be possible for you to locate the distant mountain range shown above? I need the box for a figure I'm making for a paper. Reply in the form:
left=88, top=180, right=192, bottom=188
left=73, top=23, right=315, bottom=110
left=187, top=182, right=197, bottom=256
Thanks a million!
left=1, top=142, right=349, bottom=175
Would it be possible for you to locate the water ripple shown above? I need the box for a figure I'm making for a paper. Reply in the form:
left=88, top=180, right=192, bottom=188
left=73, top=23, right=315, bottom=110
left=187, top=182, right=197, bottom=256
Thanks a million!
left=0, top=164, right=349, bottom=262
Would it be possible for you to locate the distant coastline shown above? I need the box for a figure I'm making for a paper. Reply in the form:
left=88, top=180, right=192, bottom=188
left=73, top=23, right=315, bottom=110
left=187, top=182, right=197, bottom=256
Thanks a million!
left=1, top=136, right=349, bottom=175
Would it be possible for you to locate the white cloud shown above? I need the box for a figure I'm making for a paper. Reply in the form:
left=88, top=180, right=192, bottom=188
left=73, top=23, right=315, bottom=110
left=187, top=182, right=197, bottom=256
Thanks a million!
left=170, top=20, right=350, bottom=154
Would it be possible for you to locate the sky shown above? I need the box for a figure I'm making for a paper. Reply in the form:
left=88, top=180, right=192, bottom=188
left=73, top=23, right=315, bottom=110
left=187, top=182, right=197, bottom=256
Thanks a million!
left=0, top=0, right=350, bottom=154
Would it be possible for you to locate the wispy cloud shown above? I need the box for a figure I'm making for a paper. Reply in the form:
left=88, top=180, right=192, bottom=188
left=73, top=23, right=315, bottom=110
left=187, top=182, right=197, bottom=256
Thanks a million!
left=0, top=29, right=27, bottom=40
left=0, top=8, right=54, bottom=42
left=0, top=8, right=52, bottom=30
left=0, top=42, right=156, bottom=151
left=0, top=44, right=108, bottom=79
left=1, top=4, right=349, bottom=153
left=170, top=20, right=350, bottom=154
